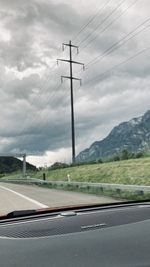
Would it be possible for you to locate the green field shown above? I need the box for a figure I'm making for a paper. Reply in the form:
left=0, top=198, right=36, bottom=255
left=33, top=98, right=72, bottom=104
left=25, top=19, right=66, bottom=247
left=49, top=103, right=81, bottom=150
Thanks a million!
left=34, top=157, right=150, bottom=185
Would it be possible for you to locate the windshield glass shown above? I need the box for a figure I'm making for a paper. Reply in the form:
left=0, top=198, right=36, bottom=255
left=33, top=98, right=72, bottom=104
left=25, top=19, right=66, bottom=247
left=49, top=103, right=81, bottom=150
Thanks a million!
left=0, top=0, right=150, bottom=215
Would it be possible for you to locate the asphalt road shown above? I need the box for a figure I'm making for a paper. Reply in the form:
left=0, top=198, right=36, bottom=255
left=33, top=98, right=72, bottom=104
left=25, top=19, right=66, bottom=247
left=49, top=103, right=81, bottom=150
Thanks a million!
left=0, top=182, right=118, bottom=215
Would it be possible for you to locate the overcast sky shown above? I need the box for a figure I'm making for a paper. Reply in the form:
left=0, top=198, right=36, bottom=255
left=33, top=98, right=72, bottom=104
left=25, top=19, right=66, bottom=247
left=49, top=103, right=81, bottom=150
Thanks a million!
left=0, top=0, right=150, bottom=167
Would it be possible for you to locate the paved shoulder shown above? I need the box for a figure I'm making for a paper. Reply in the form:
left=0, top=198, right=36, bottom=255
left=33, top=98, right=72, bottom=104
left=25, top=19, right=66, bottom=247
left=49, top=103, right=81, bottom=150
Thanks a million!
left=0, top=182, right=118, bottom=215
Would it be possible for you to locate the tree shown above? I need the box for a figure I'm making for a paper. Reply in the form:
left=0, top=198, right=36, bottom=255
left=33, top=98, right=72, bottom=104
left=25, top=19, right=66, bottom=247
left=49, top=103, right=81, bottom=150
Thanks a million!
left=121, top=149, right=130, bottom=160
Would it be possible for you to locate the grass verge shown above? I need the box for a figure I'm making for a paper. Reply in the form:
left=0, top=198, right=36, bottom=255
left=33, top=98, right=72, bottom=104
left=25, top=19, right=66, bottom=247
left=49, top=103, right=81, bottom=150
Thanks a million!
left=33, top=157, right=150, bottom=185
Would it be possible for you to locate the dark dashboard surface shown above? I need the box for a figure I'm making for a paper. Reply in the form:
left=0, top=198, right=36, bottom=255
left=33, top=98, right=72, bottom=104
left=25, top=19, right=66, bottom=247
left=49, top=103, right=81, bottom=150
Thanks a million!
left=0, top=203, right=150, bottom=267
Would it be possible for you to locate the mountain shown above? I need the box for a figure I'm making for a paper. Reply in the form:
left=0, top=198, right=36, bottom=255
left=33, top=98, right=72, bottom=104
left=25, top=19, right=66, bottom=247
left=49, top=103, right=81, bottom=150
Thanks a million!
left=0, top=157, right=37, bottom=174
left=76, top=110, right=150, bottom=162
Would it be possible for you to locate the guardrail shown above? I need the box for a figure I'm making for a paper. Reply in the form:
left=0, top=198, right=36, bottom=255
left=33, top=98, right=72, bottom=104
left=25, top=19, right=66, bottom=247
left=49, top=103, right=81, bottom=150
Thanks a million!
left=1, top=177, right=150, bottom=193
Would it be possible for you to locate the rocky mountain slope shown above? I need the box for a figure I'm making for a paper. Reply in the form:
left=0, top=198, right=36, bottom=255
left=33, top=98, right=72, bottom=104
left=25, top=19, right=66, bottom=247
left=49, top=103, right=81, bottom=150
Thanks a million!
left=76, top=110, right=150, bottom=162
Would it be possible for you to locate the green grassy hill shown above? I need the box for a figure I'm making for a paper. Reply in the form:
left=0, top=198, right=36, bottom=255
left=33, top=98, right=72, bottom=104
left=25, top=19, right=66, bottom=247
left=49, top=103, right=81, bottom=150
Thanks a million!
left=0, top=157, right=37, bottom=174
left=36, top=157, right=150, bottom=185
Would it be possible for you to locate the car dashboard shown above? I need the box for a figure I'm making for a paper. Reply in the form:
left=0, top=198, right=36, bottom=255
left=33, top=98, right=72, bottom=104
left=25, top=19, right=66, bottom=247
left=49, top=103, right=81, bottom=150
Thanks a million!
left=0, top=202, right=150, bottom=267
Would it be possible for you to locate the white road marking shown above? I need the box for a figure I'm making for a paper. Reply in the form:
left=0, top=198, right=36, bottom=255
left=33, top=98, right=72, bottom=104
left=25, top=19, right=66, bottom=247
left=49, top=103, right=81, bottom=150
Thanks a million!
left=0, top=185, right=48, bottom=209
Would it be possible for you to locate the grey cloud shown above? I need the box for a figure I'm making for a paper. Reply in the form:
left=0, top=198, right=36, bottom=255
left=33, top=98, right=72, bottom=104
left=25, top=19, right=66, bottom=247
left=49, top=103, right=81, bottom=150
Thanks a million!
left=0, top=0, right=149, bottom=162
left=0, top=110, right=71, bottom=154
left=0, top=0, right=83, bottom=71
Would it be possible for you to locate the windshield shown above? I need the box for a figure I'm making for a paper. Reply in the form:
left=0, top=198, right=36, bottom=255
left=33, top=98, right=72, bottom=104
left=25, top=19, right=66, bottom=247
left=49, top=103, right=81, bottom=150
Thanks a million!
left=0, top=0, right=150, bottom=215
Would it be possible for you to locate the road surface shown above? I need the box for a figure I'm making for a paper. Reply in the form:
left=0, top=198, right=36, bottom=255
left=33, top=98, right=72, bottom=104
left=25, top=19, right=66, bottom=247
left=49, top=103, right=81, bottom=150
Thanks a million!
left=0, top=182, right=118, bottom=215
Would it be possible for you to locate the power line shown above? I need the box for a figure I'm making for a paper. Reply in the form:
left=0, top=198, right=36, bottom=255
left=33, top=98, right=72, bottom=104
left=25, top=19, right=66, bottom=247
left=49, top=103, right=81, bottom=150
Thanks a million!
left=28, top=85, right=71, bottom=156
left=73, top=0, right=139, bottom=78
left=16, top=71, right=70, bottom=154
left=78, top=0, right=125, bottom=47
left=85, top=45, right=150, bottom=86
left=14, top=46, right=73, bottom=155
left=15, top=47, right=69, bottom=142
left=18, top=83, right=71, bottom=156
left=73, top=0, right=150, bottom=80
left=86, top=17, right=150, bottom=68
left=17, top=82, right=63, bottom=143
left=17, top=78, right=61, bottom=134
left=72, top=0, right=112, bottom=42
left=80, top=0, right=139, bottom=52
left=16, top=92, right=70, bottom=157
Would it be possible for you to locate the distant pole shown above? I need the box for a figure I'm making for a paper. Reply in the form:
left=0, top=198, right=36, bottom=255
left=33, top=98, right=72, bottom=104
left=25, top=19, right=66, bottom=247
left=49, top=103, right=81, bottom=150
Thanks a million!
left=57, top=40, right=84, bottom=163
left=23, top=154, right=26, bottom=177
